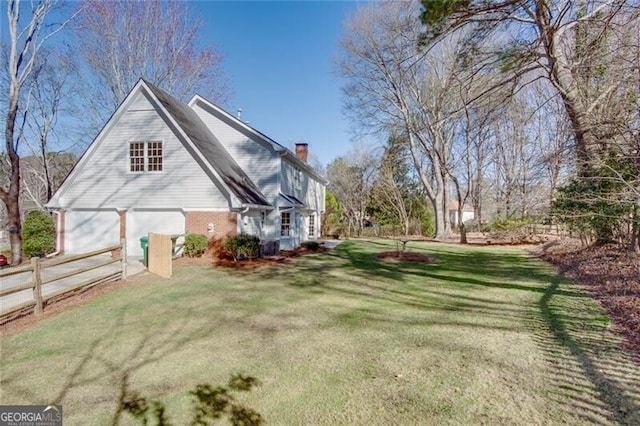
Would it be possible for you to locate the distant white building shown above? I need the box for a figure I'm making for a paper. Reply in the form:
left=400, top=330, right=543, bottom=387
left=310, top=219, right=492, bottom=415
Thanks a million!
left=448, top=200, right=475, bottom=227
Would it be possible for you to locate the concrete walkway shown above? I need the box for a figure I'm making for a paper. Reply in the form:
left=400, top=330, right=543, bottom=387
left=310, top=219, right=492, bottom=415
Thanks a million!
left=322, top=239, right=343, bottom=249
left=0, top=255, right=146, bottom=315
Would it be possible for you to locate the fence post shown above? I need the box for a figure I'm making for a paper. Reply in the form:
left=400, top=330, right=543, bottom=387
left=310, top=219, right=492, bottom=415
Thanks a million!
left=31, top=257, right=43, bottom=315
left=121, top=238, right=128, bottom=280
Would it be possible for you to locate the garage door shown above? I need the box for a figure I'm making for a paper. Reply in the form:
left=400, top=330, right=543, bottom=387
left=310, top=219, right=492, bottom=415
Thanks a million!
left=65, top=210, right=120, bottom=254
left=127, top=210, right=186, bottom=256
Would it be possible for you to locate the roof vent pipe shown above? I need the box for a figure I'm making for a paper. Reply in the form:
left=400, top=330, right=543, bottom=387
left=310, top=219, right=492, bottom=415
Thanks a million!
left=237, top=108, right=242, bottom=119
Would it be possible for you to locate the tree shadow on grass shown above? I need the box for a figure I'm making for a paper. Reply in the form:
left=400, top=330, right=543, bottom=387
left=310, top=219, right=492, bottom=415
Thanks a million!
left=534, top=275, right=640, bottom=425
left=250, top=239, right=640, bottom=424
left=255, top=240, right=585, bottom=298
left=0, top=301, right=244, bottom=424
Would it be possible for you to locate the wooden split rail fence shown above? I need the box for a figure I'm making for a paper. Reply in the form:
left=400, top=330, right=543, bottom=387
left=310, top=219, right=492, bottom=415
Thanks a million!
left=0, top=240, right=127, bottom=322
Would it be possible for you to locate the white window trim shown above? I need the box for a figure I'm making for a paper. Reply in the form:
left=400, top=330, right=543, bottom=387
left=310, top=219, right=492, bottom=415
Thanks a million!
left=128, top=140, right=164, bottom=173
left=308, top=214, right=315, bottom=238
left=281, top=211, right=291, bottom=237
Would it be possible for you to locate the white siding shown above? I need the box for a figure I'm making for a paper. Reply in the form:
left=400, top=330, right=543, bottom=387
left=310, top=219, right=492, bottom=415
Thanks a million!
left=263, top=210, right=279, bottom=240
left=280, top=161, right=295, bottom=196
left=281, top=159, right=325, bottom=213
left=128, top=92, right=154, bottom=110
left=191, top=102, right=280, bottom=205
left=65, top=210, right=120, bottom=253
left=58, top=93, right=229, bottom=210
left=303, top=177, right=325, bottom=214
left=239, top=211, right=262, bottom=237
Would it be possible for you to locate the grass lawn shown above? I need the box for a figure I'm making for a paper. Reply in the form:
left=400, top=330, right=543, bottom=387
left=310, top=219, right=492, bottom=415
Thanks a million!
left=1, top=239, right=639, bottom=425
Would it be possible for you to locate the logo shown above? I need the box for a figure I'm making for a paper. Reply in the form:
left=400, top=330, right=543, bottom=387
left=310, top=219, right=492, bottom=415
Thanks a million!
left=0, top=405, right=62, bottom=426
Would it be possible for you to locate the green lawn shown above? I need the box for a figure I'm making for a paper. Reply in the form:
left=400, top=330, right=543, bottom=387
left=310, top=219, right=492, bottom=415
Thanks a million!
left=1, top=239, right=639, bottom=425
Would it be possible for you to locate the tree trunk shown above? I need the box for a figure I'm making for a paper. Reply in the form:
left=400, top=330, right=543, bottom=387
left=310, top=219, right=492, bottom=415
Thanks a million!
left=4, top=93, right=23, bottom=266
left=40, top=137, right=54, bottom=202
left=543, top=16, right=601, bottom=175
left=433, top=190, right=449, bottom=240
left=632, top=199, right=640, bottom=253
left=458, top=207, right=468, bottom=244
left=7, top=197, right=22, bottom=265
left=459, top=221, right=468, bottom=244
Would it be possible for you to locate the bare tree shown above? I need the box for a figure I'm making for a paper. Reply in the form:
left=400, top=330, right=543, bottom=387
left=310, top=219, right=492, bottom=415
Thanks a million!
left=2, top=0, right=79, bottom=265
left=20, top=152, right=76, bottom=212
left=339, top=1, right=473, bottom=239
left=448, top=71, right=508, bottom=241
left=373, top=139, right=417, bottom=236
left=529, top=83, right=574, bottom=213
left=420, top=0, right=640, bottom=175
left=327, top=147, right=378, bottom=237
left=455, top=85, right=497, bottom=230
left=22, top=50, right=77, bottom=203
left=75, top=0, right=229, bottom=124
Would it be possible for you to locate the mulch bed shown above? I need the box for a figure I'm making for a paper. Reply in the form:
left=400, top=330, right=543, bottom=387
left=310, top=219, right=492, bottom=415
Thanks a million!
left=533, top=240, right=640, bottom=356
left=375, top=251, right=436, bottom=263
left=173, top=245, right=331, bottom=269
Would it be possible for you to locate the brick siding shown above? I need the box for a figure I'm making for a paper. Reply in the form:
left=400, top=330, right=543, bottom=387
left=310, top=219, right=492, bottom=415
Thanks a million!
left=185, top=211, right=237, bottom=240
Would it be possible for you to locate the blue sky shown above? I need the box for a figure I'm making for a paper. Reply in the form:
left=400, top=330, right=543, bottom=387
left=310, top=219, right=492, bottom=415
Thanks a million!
left=194, top=1, right=367, bottom=167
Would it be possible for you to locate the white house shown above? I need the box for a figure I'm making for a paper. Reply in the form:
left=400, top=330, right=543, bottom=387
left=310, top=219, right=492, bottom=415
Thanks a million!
left=46, top=79, right=327, bottom=256
left=448, top=199, right=475, bottom=227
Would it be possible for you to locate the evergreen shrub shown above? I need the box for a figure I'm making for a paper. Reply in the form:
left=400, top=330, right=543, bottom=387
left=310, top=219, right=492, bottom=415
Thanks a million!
left=184, top=233, right=208, bottom=257
left=23, top=210, right=55, bottom=258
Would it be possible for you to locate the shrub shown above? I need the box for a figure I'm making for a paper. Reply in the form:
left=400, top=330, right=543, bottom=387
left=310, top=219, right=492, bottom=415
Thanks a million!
left=223, top=233, right=260, bottom=261
left=421, top=207, right=435, bottom=237
left=222, top=235, right=239, bottom=260
left=553, top=155, right=635, bottom=244
left=301, top=240, right=320, bottom=250
left=184, top=233, right=208, bottom=257
left=22, top=210, right=55, bottom=258
left=487, top=215, right=541, bottom=241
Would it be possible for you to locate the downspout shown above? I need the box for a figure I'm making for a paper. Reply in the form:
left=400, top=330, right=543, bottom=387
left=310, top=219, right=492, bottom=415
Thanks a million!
left=47, top=210, right=62, bottom=258
left=238, top=206, right=250, bottom=234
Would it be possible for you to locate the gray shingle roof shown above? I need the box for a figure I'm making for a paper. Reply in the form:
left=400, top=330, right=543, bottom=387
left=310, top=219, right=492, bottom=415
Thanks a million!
left=143, top=80, right=270, bottom=207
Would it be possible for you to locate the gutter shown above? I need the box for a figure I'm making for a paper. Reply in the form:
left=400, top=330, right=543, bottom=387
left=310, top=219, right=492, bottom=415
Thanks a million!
left=232, top=204, right=275, bottom=212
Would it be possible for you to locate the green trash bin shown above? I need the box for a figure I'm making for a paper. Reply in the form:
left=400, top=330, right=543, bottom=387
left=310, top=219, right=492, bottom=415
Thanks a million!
left=140, top=236, right=149, bottom=266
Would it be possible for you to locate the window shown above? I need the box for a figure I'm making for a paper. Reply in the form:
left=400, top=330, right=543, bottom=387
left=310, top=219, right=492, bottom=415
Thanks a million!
left=281, top=212, right=291, bottom=236
left=260, top=211, right=266, bottom=230
left=308, top=215, right=315, bottom=237
left=129, top=141, right=163, bottom=172
left=129, top=142, right=145, bottom=172
left=147, top=141, right=163, bottom=171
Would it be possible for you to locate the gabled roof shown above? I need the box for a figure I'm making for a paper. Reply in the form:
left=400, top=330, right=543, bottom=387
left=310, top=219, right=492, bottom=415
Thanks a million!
left=143, top=80, right=269, bottom=207
left=189, top=95, right=329, bottom=185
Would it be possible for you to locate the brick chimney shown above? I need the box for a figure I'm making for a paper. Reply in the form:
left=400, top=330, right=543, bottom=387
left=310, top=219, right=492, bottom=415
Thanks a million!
left=295, top=143, right=309, bottom=163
